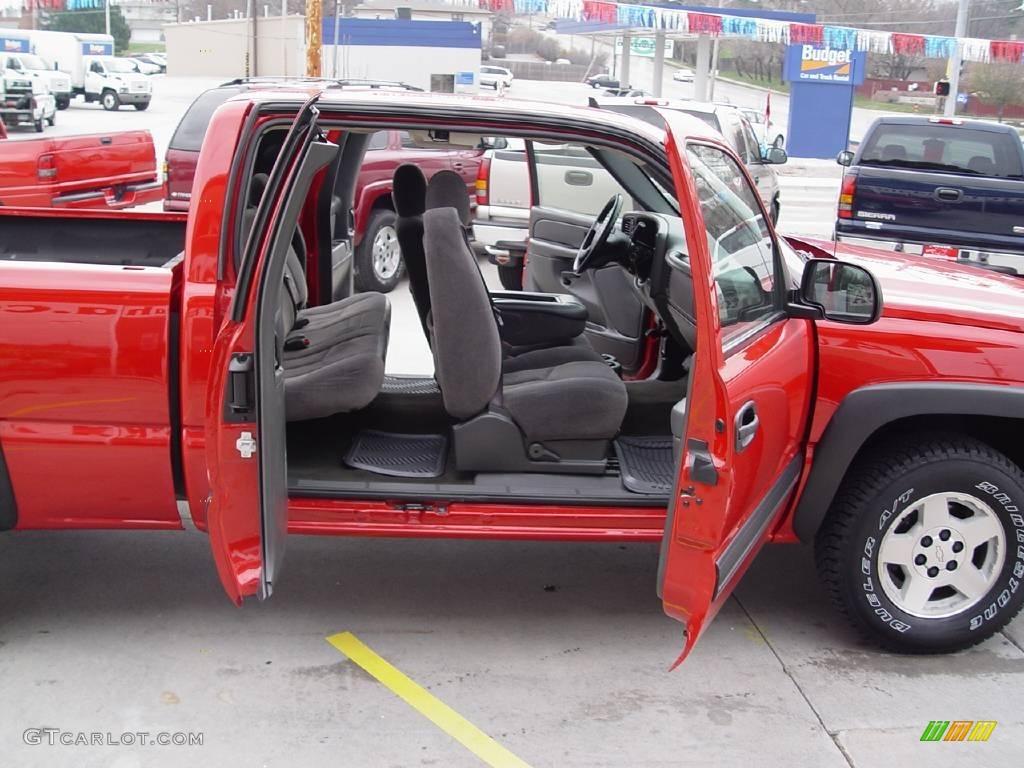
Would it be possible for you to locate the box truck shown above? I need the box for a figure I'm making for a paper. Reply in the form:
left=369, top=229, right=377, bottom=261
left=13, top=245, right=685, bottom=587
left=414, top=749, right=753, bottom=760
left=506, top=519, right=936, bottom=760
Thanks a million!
left=0, top=30, right=72, bottom=109
left=29, top=30, right=151, bottom=111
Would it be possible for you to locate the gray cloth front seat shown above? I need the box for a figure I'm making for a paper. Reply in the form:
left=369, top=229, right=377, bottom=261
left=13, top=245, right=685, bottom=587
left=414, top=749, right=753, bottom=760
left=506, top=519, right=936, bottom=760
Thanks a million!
left=422, top=170, right=606, bottom=371
left=244, top=173, right=390, bottom=422
left=423, top=206, right=627, bottom=446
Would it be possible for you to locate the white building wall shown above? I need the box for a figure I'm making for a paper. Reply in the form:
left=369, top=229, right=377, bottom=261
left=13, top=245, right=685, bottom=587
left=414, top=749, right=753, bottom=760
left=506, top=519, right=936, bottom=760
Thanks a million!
left=164, top=15, right=305, bottom=78
left=322, top=44, right=480, bottom=92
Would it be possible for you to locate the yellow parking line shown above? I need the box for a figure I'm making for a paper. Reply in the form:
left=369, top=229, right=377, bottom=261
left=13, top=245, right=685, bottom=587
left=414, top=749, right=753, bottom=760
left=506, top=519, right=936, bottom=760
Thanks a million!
left=326, top=632, right=533, bottom=768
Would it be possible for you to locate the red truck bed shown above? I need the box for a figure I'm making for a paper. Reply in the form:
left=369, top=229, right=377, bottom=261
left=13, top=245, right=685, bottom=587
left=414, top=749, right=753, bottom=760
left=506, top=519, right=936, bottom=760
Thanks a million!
left=0, top=130, right=162, bottom=210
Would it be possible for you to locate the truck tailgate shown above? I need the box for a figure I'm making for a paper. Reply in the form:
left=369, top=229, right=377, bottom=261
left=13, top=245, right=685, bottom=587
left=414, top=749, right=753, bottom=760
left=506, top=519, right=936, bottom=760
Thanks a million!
left=852, top=166, right=1024, bottom=242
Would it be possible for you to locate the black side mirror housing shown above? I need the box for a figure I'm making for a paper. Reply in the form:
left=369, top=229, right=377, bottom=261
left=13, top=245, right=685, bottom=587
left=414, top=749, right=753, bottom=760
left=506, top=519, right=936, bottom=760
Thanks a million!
left=763, top=147, right=788, bottom=164
left=836, top=150, right=854, bottom=166
left=797, top=258, right=882, bottom=324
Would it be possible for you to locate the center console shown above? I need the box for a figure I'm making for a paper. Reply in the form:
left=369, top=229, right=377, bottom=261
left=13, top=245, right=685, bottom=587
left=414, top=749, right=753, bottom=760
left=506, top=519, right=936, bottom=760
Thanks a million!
left=489, top=290, right=588, bottom=348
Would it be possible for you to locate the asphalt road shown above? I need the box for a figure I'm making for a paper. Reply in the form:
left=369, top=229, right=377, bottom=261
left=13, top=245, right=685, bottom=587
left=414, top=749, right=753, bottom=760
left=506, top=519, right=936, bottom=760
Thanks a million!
left=0, top=73, right=1020, bottom=768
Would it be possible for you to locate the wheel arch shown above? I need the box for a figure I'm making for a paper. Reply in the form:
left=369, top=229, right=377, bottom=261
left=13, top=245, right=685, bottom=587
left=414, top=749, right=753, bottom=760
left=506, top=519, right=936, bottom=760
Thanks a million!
left=793, top=382, right=1024, bottom=541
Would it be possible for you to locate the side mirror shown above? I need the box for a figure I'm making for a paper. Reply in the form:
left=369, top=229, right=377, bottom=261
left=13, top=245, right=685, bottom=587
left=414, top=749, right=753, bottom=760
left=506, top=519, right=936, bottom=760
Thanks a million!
left=763, top=146, right=787, bottom=164
left=799, top=258, right=882, bottom=324
left=480, top=136, right=508, bottom=150
left=836, top=150, right=854, bottom=167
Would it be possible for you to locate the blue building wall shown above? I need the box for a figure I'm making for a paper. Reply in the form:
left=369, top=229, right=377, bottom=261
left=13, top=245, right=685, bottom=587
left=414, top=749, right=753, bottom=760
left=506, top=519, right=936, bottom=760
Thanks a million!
left=321, top=18, right=481, bottom=49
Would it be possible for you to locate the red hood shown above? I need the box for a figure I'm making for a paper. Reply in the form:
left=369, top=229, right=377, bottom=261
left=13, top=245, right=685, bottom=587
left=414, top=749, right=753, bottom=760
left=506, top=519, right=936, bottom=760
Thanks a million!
left=789, top=236, right=1024, bottom=334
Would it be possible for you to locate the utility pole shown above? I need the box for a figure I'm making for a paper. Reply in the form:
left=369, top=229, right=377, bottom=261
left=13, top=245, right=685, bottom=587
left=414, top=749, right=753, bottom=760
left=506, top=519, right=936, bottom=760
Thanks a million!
left=105, top=0, right=111, bottom=36
left=306, top=0, right=322, bottom=76
left=944, top=0, right=969, bottom=117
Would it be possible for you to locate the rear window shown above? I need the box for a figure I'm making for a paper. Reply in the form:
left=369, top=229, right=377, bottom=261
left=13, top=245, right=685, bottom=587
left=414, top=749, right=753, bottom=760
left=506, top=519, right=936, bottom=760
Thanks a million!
left=859, top=123, right=1024, bottom=178
left=169, top=86, right=244, bottom=151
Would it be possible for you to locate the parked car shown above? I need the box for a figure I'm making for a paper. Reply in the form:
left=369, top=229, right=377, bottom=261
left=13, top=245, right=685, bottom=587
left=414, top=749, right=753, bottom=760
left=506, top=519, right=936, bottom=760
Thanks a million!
left=738, top=106, right=784, bottom=149
left=129, top=57, right=162, bottom=76
left=479, top=65, right=513, bottom=90
left=164, top=78, right=487, bottom=292
left=584, top=73, right=618, bottom=89
left=0, top=129, right=162, bottom=208
left=2, top=90, right=1023, bottom=662
left=836, top=116, right=1024, bottom=277
left=672, top=67, right=694, bottom=83
left=589, top=96, right=787, bottom=223
left=134, top=53, right=166, bottom=73
left=603, top=87, right=647, bottom=98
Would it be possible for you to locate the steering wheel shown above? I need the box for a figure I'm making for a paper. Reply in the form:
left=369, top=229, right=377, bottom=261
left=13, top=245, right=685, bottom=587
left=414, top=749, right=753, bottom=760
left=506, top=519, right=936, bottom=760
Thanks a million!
left=573, top=193, right=623, bottom=274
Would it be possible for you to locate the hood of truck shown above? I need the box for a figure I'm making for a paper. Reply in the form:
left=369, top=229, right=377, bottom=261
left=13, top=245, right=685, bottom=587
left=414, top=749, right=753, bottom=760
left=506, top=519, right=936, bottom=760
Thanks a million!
left=799, top=236, right=1024, bottom=333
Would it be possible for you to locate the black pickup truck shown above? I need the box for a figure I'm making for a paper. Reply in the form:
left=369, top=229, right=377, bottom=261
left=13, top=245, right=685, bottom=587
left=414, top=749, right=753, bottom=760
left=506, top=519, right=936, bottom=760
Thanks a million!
left=835, top=116, right=1024, bottom=277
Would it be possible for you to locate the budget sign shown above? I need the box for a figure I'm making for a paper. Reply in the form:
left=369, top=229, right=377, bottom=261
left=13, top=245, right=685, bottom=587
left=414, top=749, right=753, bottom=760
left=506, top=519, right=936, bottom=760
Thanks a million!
left=784, top=45, right=866, bottom=86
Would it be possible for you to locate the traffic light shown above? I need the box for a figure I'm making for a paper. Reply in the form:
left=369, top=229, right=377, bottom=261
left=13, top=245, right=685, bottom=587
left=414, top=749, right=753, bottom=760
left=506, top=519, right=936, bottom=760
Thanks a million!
left=934, top=80, right=951, bottom=96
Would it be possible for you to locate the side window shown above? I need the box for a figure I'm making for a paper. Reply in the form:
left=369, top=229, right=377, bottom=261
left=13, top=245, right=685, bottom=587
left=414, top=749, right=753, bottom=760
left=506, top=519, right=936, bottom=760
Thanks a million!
left=399, top=131, right=416, bottom=148
left=90, top=61, right=103, bottom=74
left=728, top=119, right=752, bottom=164
left=8, top=57, right=21, bottom=71
left=686, top=143, right=779, bottom=346
left=532, top=142, right=632, bottom=216
left=367, top=131, right=390, bottom=151
left=741, top=121, right=763, bottom=163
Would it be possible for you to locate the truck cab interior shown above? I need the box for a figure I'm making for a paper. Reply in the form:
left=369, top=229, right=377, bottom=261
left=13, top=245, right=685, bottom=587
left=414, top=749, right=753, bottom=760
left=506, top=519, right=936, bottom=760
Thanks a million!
left=240, top=115, right=776, bottom=510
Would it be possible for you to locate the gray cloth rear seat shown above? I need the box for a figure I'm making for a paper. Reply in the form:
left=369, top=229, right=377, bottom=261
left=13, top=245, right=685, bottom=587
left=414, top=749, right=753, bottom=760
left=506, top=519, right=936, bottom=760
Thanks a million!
left=245, top=174, right=390, bottom=421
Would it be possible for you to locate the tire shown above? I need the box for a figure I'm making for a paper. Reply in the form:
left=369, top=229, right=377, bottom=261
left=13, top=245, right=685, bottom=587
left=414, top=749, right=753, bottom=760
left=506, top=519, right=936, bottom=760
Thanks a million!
left=497, top=263, right=524, bottom=291
left=34, top=118, right=43, bottom=133
left=769, top=198, right=780, bottom=226
left=46, top=112, right=55, bottom=127
left=355, top=209, right=403, bottom=293
left=56, top=97, right=69, bottom=110
left=101, top=91, right=120, bottom=111
left=134, top=102, right=149, bottom=112
left=816, top=435, right=1024, bottom=654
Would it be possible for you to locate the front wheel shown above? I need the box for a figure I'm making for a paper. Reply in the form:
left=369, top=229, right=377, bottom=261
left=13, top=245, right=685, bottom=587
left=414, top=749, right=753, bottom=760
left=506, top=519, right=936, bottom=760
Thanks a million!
left=816, top=435, right=1024, bottom=654
left=769, top=198, right=780, bottom=226
left=56, top=97, right=69, bottom=110
left=101, top=91, right=120, bottom=111
left=46, top=112, right=55, bottom=127
left=34, top=118, right=43, bottom=133
left=355, top=209, right=403, bottom=293
left=134, top=102, right=149, bottom=111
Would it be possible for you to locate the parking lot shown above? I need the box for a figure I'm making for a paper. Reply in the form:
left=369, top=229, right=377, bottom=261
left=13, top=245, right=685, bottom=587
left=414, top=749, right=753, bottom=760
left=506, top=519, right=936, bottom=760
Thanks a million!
left=1, top=74, right=1022, bottom=767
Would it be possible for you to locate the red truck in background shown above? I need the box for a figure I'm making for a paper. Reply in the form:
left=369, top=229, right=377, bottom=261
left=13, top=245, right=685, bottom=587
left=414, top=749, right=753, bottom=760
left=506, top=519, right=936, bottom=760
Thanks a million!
left=0, top=130, right=162, bottom=209
left=163, top=79, right=485, bottom=292
left=2, top=89, right=1024, bottom=666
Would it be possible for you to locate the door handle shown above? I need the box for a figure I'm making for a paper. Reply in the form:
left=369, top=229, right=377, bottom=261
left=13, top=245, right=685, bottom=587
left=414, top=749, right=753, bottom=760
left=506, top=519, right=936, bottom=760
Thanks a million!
left=564, top=170, right=593, bottom=186
left=452, top=162, right=464, bottom=171
left=734, top=400, right=759, bottom=453
left=935, top=187, right=962, bottom=202
left=100, top=136, right=112, bottom=145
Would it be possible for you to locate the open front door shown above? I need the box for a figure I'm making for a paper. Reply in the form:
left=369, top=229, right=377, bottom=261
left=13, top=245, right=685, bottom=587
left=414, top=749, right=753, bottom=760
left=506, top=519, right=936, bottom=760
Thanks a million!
left=658, top=119, right=815, bottom=665
left=205, top=98, right=339, bottom=604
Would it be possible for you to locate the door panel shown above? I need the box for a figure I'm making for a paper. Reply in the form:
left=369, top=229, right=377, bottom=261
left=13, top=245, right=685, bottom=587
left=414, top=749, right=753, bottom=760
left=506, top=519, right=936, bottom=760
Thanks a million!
left=657, top=122, right=815, bottom=664
left=524, top=206, right=646, bottom=371
left=205, top=99, right=339, bottom=604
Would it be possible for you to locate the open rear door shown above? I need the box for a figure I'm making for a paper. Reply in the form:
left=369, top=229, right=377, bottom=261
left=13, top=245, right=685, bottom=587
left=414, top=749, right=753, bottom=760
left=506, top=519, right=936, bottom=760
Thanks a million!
left=658, top=116, right=815, bottom=665
left=204, top=98, right=339, bottom=604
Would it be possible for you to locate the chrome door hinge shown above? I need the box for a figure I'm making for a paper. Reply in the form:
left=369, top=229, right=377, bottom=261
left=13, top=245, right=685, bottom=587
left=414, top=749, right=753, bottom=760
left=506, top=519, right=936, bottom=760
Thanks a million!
left=236, top=431, right=257, bottom=459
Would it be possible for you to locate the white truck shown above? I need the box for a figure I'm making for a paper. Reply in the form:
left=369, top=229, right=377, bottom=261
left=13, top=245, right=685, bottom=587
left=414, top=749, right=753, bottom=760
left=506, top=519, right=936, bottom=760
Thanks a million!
left=0, top=30, right=72, bottom=109
left=29, top=30, right=151, bottom=111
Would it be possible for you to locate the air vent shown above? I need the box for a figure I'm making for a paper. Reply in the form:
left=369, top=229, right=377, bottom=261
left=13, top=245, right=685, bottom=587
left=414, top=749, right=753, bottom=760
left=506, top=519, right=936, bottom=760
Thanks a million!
left=621, top=216, right=636, bottom=236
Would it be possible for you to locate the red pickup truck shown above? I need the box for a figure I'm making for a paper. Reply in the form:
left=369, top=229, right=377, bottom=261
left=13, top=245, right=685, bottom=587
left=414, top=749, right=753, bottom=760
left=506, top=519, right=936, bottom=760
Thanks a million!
left=2, top=88, right=1023, bottom=665
left=163, top=79, right=484, bottom=292
left=0, top=130, right=162, bottom=209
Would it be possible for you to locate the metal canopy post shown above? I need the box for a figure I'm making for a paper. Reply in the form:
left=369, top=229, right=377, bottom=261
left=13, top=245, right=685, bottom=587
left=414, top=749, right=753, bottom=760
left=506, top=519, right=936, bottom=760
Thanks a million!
left=652, top=30, right=665, bottom=97
left=620, top=31, right=631, bottom=87
left=694, top=33, right=711, bottom=101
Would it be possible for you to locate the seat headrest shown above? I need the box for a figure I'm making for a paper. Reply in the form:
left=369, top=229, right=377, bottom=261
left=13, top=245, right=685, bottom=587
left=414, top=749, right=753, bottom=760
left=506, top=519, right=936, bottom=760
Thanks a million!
left=426, top=170, right=471, bottom=227
left=249, top=172, right=270, bottom=207
left=392, top=164, right=427, bottom=217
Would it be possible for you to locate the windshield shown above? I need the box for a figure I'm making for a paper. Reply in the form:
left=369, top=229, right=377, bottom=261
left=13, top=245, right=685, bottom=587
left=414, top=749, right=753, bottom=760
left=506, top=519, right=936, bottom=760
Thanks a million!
left=19, top=54, right=48, bottom=71
left=101, top=58, right=137, bottom=73
left=859, top=123, right=1024, bottom=178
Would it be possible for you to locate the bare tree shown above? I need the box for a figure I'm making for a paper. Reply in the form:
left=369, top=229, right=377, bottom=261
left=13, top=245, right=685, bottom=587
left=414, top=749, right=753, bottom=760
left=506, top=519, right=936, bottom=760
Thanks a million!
left=967, top=61, right=1024, bottom=122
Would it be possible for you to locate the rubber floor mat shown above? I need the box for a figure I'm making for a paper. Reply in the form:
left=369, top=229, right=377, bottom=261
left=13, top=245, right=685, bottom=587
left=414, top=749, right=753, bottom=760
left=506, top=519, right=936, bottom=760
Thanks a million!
left=614, top=436, right=675, bottom=495
left=343, top=430, right=447, bottom=478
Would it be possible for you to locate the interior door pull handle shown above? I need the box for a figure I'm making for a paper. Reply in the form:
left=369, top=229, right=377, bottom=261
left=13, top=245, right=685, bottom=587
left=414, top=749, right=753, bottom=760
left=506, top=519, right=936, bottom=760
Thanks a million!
left=734, top=401, right=759, bottom=453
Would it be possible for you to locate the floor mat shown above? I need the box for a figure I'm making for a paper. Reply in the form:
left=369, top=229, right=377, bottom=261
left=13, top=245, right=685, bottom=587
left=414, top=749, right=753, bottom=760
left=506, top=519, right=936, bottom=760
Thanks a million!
left=614, top=436, right=675, bottom=495
left=343, top=430, right=448, bottom=478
